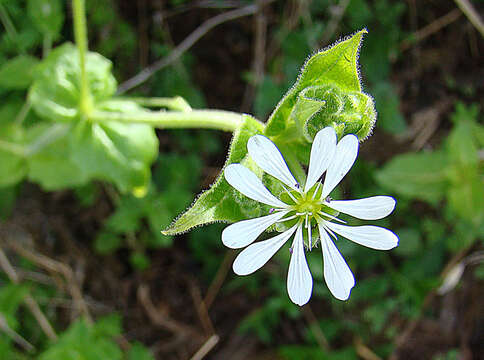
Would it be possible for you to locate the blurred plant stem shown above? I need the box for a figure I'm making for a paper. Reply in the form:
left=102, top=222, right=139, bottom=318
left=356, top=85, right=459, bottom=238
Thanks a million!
left=72, top=0, right=93, bottom=117
left=90, top=109, right=248, bottom=132
left=123, top=96, right=192, bottom=112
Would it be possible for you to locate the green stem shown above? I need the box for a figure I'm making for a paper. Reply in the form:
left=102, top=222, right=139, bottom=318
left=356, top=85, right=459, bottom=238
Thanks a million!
left=42, top=33, right=52, bottom=58
left=90, top=109, right=246, bottom=132
left=120, top=96, right=192, bottom=112
left=72, top=0, right=92, bottom=116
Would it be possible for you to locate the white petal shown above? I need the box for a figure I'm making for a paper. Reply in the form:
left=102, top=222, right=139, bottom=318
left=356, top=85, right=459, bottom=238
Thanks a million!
left=233, top=225, right=298, bottom=276
left=225, top=164, right=287, bottom=208
left=287, top=225, right=313, bottom=306
left=319, top=225, right=355, bottom=300
left=327, top=196, right=396, bottom=220
left=222, top=211, right=289, bottom=249
left=305, top=127, right=337, bottom=192
left=321, top=134, right=359, bottom=198
left=324, top=221, right=399, bottom=250
left=247, top=135, right=299, bottom=191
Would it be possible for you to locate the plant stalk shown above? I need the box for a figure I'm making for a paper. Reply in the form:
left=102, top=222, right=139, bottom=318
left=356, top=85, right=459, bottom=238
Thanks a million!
left=90, top=109, right=247, bottom=132
left=72, top=0, right=92, bottom=116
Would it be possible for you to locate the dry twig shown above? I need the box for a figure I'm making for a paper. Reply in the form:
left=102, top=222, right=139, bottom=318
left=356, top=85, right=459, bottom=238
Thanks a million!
left=0, top=312, right=35, bottom=352
left=400, top=9, right=462, bottom=51
left=7, top=240, right=93, bottom=324
left=118, top=1, right=274, bottom=94
left=302, top=305, right=330, bottom=351
left=454, top=0, right=484, bottom=37
left=354, top=336, right=382, bottom=360
left=189, top=334, right=220, bottom=360
left=240, top=0, right=267, bottom=112
left=203, top=250, right=236, bottom=310
left=137, top=284, right=192, bottom=335
left=320, top=0, right=350, bottom=46
left=0, top=248, right=58, bottom=341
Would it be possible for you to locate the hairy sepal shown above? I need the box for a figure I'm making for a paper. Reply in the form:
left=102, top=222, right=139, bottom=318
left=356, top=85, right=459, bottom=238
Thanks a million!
left=162, top=115, right=266, bottom=235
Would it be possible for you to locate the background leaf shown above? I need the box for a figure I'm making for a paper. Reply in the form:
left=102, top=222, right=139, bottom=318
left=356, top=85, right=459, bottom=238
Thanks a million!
left=0, top=55, right=39, bottom=89
left=375, top=151, right=449, bottom=204
left=27, top=0, right=64, bottom=39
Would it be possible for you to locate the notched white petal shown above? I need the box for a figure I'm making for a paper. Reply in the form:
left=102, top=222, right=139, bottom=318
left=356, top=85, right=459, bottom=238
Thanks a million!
left=325, top=221, right=399, bottom=250
left=222, top=211, right=289, bottom=249
left=224, top=164, right=287, bottom=208
left=319, top=226, right=355, bottom=300
left=322, top=134, right=359, bottom=198
left=287, top=225, right=313, bottom=306
left=247, top=135, right=299, bottom=191
left=327, top=196, right=396, bottom=220
left=233, top=225, right=298, bottom=276
left=305, top=127, right=337, bottom=193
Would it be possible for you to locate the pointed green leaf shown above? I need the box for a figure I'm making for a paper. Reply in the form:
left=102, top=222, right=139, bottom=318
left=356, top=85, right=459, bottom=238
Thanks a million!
left=163, top=115, right=265, bottom=235
left=265, top=29, right=371, bottom=139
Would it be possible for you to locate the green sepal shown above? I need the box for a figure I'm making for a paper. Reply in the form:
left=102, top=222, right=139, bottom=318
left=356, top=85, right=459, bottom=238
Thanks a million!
left=28, top=43, right=116, bottom=122
left=265, top=29, right=375, bottom=141
left=163, top=115, right=265, bottom=235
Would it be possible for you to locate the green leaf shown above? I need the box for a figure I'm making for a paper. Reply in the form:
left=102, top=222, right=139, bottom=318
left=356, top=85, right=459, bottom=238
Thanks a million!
left=0, top=55, right=39, bottom=89
left=29, top=43, right=117, bottom=122
left=375, top=151, right=450, bottom=204
left=447, top=173, right=484, bottom=226
left=394, top=228, right=422, bottom=256
left=26, top=124, right=89, bottom=190
left=163, top=115, right=265, bottom=235
left=265, top=29, right=374, bottom=140
left=445, top=103, right=483, bottom=224
left=70, top=118, right=158, bottom=194
left=27, top=0, right=64, bottom=39
left=94, top=231, right=123, bottom=254
left=127, top=343, right=155, bottom=360
left=39, top=317, right=123, bottom=360
left=0, top=284, right=29, bottom=330
left=0, top=125, right=27, bottom=187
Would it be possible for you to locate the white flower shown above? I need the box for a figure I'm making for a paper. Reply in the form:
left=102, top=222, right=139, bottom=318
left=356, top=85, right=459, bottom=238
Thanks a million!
left=223, top=127, right=398, bottom=305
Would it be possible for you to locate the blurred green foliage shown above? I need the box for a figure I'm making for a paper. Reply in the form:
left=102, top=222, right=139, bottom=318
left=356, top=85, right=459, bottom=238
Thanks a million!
left=0, top=0, right=482, bottom=359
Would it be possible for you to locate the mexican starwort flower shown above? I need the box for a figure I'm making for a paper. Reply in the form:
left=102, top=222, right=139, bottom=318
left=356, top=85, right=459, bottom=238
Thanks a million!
left=222, top=127, right=398, bottom=305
